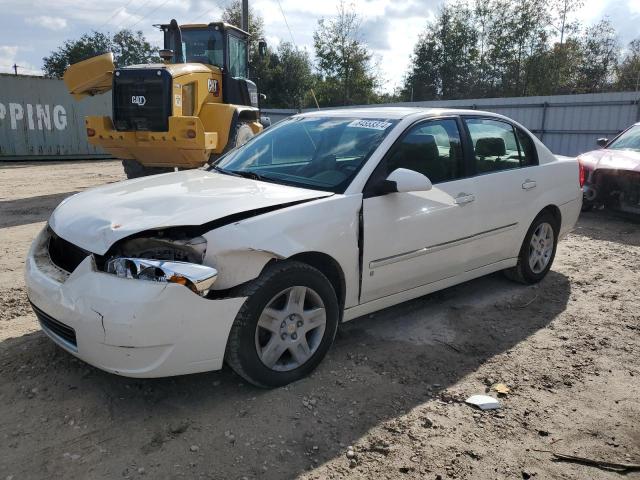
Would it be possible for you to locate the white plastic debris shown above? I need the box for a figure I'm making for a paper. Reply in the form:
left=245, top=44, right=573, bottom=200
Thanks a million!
left=465, top=394, right=501, bottom=410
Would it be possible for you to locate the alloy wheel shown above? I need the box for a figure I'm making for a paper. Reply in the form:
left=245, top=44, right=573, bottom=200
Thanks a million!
left=528, top=222, right=554, bottom=274
left=254, top=286, right=327, bottom=372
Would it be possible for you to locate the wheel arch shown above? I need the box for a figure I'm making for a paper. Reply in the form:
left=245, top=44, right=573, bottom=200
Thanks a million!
left=286, top=252, right=346, bottom=314
left=237, top=107, right=260, bottom=122
left=538, top=204, right=562, bottom=230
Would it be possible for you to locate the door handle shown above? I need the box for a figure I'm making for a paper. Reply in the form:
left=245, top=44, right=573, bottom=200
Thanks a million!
left=522, top=179, right=537, bottom=190
left=454, top=193, right=475, bottom=205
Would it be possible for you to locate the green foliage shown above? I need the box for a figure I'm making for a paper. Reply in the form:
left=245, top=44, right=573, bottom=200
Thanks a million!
left=615, top=38, right=640, bottom=91
left=313, top=1, right=378, bottom=106
left=221, top=0, right=265, bottom=57
left=402, top=0, right=629, bottom=100
left=222, top=1, right=314, bottom=108
left=253, top=43, right=315, bottom=109
left=42, top=30, right=158, bottom=78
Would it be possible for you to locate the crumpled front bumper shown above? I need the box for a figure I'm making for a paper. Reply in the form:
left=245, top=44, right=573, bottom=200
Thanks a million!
left=24, top=228, right=246, bottom=378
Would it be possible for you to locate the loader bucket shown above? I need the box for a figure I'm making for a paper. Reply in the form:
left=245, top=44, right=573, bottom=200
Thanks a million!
left=63, top=52, right=115, bottom=100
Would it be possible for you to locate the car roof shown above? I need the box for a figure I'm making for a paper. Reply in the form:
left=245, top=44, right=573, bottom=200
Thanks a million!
left=298, top=106, right=501, bottom=120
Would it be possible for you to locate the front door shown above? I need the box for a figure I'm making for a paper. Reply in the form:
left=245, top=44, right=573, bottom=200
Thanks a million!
left=361, top=118, right=478, bottom=303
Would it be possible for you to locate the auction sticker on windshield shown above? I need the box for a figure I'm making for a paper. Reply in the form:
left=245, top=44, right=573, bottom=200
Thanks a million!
left=347, top=119, right=393, bottom=130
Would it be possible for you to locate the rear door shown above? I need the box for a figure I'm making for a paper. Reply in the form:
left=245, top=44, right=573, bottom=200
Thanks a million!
left=462, top=117, right=541, bottom=270
left=360, top=117, right=478, bottom=303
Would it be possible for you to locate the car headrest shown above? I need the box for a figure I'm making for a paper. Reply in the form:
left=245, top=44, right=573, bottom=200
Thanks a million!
left=475, top=137, right=506, bottom=157
left=403, top=133, right=439, bottom=161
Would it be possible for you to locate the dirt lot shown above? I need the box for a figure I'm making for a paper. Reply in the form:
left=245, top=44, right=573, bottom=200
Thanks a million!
left=1, top=160, right=639, bottom=480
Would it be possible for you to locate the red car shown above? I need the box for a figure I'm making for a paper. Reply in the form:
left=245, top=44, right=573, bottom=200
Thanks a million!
left=579, top=122, right=640, bottom=215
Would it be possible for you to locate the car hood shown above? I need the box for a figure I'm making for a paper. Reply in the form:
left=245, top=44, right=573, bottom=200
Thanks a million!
left=49, top=170, right=333, bottom=255
left=579, top=148, right=640, bottom=172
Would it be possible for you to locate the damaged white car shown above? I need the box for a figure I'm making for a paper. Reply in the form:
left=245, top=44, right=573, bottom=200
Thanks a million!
left=26, top=108, right=582, bottom=387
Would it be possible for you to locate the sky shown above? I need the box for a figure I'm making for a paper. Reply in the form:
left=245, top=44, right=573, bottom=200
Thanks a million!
left=1, top=0, right=639, bottom=92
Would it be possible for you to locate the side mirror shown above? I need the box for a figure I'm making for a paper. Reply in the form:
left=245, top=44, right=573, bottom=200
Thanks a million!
left=596, top=138, right=608, bottom=148
left=384, top=168, right=433, bottom=194
left=258, top=40, right=267, bottom=57
left=159, top=49, right=174, bottom=62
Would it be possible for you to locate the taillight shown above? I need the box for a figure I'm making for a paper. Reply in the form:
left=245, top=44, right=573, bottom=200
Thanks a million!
left=86, top=128, right=96, bottom=137
left=578, top=160, right=586, bottom=187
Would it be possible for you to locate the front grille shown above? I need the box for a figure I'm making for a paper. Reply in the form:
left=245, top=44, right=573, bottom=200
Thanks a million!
left=48, top=230, right=90, bottom=273
left=31, top=302, right=77, bottom=350
left=113, top=68, right=172, bottom=132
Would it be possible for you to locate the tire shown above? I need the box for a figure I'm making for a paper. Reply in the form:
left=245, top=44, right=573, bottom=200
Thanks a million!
left=208, top=121, right=255, bottom=164
left=122, top=160, right=173, bottom=179
left=504, top=211, right=559, bottom=284
left=232, top=122, right=255, bottom=148
left=225, top=261, right=339, bottom=388
left=581, top=201, right=594, bottom=212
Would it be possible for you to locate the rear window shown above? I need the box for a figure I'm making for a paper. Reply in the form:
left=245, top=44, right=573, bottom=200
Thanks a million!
left=465, top=118, right=538, bottom=174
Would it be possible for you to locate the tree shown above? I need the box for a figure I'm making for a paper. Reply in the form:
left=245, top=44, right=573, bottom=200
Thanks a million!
left=265, top=43, right=314, bottom=109
left=43, top=31, right=112, bottom=78
left=221, top=0, right=265, bottom=57
left=313, top=1, right=378, bottom=106
left=112, top=30, right=157, bottom=67
left=43, top=30, right=157, bottom=78
left=550, top=0, right=584, bottom=46
left=615, top=38, right=640, bottom=91
left=401, top=0, right=626, bottom=99
left=574, top=19, right=619, bottom=92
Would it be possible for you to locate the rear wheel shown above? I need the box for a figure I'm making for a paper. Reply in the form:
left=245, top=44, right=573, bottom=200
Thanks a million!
left=225, top=261, right=339, bottom=388
left=122, top=160, right=173, bottom=179
left=504, top=211, right=559, bottom=284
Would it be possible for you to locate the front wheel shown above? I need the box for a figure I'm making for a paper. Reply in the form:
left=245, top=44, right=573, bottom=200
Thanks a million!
left=225, top=261, right=339, bottom=388
left=504, top=211, right=559, bottom=284
left=208, top=122, right=256, bottom=164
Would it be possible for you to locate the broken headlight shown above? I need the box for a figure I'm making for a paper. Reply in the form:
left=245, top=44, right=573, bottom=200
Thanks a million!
left=104, top=235, right=216, bottom=296
left=106, top=258, right=217, bottom=296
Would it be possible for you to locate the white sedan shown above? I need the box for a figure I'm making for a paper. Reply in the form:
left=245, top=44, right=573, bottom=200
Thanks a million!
left=25, top=108, right=582, bottom=387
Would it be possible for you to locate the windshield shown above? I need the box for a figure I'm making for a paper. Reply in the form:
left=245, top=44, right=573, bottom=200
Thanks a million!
left=608, top=125, right=640, bottom=152
left=167, top=27, right=224, bottom=67
left=211, top=116, right=399, bottom=193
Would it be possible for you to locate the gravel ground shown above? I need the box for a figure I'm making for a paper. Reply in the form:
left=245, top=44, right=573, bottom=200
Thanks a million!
left=1, top=160, right=639, bottom=480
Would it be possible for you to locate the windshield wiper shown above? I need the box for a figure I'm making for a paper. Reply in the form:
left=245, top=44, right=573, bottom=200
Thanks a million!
left=228, top=170, right=273, bottom=182
left=211, top=165, right=242, bottom=177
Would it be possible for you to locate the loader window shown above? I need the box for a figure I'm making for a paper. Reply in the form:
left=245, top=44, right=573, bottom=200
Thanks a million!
left=170, top=28, right=224, bottom=67
left=228, top=35, right=247, bottom=78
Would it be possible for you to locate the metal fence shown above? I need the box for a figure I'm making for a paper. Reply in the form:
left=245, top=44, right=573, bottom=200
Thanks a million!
left=264, top=91, right=640, bottom=156
left=1, top=73, right=638, bottom=160
left=0, top=74, right=111, bottom=160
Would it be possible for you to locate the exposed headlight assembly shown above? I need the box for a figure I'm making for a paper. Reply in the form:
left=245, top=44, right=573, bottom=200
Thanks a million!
left=106, top=258, right=217, bottom=296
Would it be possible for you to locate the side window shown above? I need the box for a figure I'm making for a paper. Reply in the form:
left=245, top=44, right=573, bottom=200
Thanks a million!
left=466, top=118, right=522, bottom=173
left=385, top=119, right=464, bottom=184
left=515, top=128, right=538, bottom=167
left=227, top=35, right=247, bottom=78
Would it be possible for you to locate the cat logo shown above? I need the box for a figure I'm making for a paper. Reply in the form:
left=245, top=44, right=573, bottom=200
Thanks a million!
left=208, top=78, right=219, bottom=96
left=131, top=95, right=146, bottom=106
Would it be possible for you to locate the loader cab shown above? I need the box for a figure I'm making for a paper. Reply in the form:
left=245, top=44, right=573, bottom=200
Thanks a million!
left=161, top=21, right=248, bottom=79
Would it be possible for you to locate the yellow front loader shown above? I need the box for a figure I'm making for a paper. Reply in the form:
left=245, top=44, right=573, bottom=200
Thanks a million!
left=64, top=19, right=267, bottom=178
